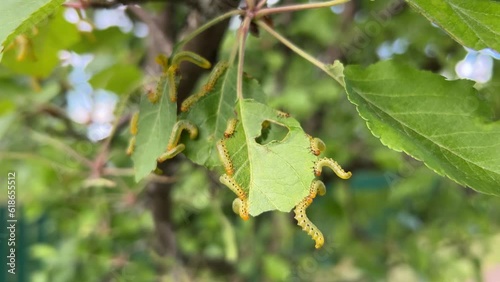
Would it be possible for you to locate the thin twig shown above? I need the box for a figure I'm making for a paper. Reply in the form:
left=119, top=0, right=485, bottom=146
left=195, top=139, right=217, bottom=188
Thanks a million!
left=256, top=0, right=349, bottom=17
left=236, top=16, right=252, bottom=100
left=257, top=20, right=344, bottom=86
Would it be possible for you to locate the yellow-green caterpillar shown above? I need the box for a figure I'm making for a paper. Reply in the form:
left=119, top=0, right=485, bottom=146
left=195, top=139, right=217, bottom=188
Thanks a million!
left=313, top=157, right=352, bottom=179
left=294, top=180, right=326, bottom=249
left=224, top=118, right=238, bottom=138
left=220, top=174, right=249, bottom=220
left=216, top=139, right=234, bottom=176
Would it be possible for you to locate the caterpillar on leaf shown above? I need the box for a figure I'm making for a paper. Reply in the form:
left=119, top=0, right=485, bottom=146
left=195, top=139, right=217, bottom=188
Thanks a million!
left=171, top=51, right=211, bottom=69
left=313, top=157, right=352, bottom=179
left=294, top=180, right=326, bottom=249
left=180, top=61, right=229, bottom=112
left=217, top=139, right=234, bottom=176
left=224, top=118, right=238, bottom=138
left=308, top=135, right=326, bottom=156
left=157, top=120, right=198, bottom=162
left=220, top=174, right=249, bottom=220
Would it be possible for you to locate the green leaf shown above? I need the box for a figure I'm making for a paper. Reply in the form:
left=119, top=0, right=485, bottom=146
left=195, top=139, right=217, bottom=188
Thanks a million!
left=344, top=60, right=500, bottom=195
left=406, top=0, right=500, bottom=52
left=0, top=0, right=64, bottom=62
left=181, top=65, right=265, bottom=168
left=225, top=99, right=318, bottom=216
left=89, top=64, right=143, bottom=95
left=1, top=10, right=79, bottom=77
left=132, top=75, right=176, bottom=182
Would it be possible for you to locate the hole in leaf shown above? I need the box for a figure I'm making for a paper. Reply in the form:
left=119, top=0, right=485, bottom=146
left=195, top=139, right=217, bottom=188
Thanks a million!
left=255, top=120, right=289, bottom=145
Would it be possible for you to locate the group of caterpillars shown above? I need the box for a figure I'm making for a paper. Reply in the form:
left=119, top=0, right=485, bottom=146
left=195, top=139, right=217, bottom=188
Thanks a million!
left=126, top=51, right=228, bottom=160
left=127, top=51, right=352, bottom=249
left=216, top=115, right=352, bottom=249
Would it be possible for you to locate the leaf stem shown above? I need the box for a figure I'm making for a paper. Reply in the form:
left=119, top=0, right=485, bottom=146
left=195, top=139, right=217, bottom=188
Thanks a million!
left=174, top=9, right=244, bottom=53
left=256, top=21, right=343, bottom=86
left=237, top=16, right=252, bottom=100
left=256, top=0, right=349, bottom=17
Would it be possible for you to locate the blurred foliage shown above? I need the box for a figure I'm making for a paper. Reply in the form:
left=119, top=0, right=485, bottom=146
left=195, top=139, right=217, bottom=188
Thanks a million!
left=1, top=0, right=500, bottom=281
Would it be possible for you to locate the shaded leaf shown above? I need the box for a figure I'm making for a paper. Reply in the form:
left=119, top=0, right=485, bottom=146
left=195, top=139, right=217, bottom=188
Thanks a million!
left=344, top=60, right=500, bottom=195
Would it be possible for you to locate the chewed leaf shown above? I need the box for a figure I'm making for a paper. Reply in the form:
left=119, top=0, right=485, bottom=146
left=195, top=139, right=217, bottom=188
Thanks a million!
left=344, top=60, right=500, bottom=195
left=224, top=99, right=319, bottom=216
left=180, top=64, right=266, bottom=168
left=406, top=0, right=500, bottom=52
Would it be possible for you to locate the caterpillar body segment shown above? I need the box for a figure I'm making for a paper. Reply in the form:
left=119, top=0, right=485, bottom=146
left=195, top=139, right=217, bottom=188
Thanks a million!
left=179, top=61, right=229, bottom=112
left=157, top=144, right=185, bottom=163
left=309, top=136, right=326, bottom=156
left=294, top=180, right=326, bottom=249
left=224, top=118, right=238, bottom=138
left=130, top=112, right=139, bottom=135
left=167, top=120, right=198, bottom=151
left=126, top=137, right=136, bottom=156
left=277, top=110, right=290, bottom=118
left=204, top=61, right=229, bottom=92
left=216, top=139, right=234, bottom=176
left=313, top=157, right=352, bottom=179
left=232, top=198, right=249, bottom=221
left=220, top=174, right=249, bottom=220
left=171, top=51, right=211, bottom=69
left=180, top=90, right=205, bottom=112
left=167, top=66, right=178, bottom=102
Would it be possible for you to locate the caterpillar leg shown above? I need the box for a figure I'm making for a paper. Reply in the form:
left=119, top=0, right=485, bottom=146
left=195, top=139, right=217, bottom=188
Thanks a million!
left=294, top=180, right=326, bottom=249
left=309, top=136, right=326, bottom=156
left=313, top=157, right=352, bottom=179
left=220, top=174, right=249, bottom=220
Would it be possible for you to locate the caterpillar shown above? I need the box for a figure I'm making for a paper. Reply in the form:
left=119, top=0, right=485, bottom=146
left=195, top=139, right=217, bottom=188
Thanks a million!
left=171, top=51, right=211, bottom=69
left=152, top=72, right=168, bottom=104
left=166, top=120, right=198, bottom=151
left=204, top=61, right=229, bottom=92
left=179, top=61, right=229, bottom=112
left=232, top=198, right=249, bottom=221
left=224, top=118, right=238, bottom=138
left=220, top=174, right=249, bottom=220
left=130, top=112, right=139, bottom=135
left=216, top=139, right=234, bottom=176
left=167, top=66, right=178, bottom=102
left=180, top=89, right=205, bottom=112
left=294, top=180, right=325, bottom=249
left=277, top=110, right=291, bottom=118
left=157, top=144, right=185, bottom=163
left=126, top=136, right=136, bottom=155
left=313, top=157, right=352, bottom=179
left=309, top=136, right=326, bottom=156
